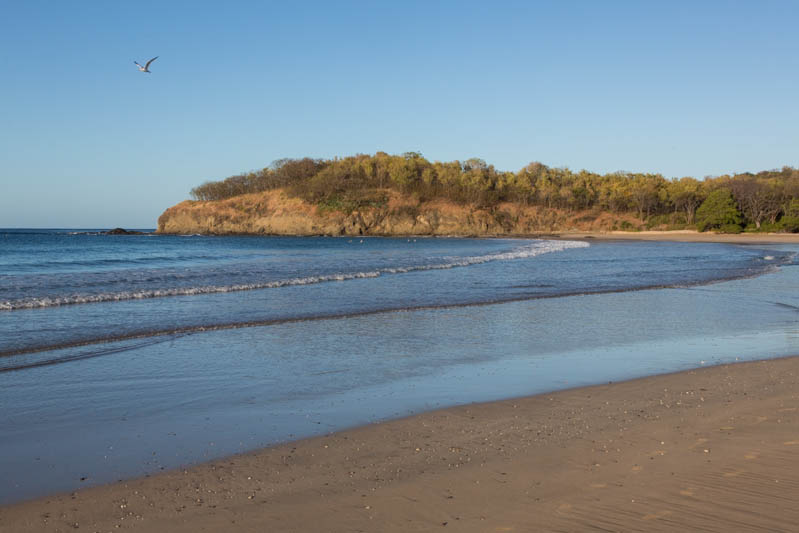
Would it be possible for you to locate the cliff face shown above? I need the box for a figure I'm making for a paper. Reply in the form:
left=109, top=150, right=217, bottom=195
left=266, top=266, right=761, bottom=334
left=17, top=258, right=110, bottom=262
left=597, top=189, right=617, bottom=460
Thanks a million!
left=157, top=189, right=640, bottom=236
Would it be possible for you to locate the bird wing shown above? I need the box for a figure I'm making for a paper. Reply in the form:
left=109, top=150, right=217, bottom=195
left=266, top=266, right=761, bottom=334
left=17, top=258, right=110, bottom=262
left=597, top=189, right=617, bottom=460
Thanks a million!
left=134, top=61, right=143, bottom=68
left=144, top=56, right=159, bottom=69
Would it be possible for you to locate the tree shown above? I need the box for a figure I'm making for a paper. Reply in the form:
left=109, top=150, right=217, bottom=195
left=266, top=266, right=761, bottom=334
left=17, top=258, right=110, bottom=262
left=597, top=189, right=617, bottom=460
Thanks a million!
left=184, top=153, right=797, bottom=230
left=270, top=158, right=324, bottom=187
left=629, top=174, right=664, bottom=219
left=779, top=199, right=799, bottom=232
left=388, top=156, right=420, bottom=191
left=461, top=159, right=499, bottom=205
left=433, top=161, right=464, bottom=200
left=729, top=177, right=783, bottom=229
left=667, top=177, right=705, bottom=223
left=695, top=189, right=743, bottom=232
left=597, top=174, right=631, bottom=212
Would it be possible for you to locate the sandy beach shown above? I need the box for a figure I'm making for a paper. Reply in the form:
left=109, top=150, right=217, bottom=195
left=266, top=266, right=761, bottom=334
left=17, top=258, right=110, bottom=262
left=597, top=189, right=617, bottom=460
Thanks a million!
left=5, top=0, right=799, bottom=530
left=2, top=355, right=798, bottom=532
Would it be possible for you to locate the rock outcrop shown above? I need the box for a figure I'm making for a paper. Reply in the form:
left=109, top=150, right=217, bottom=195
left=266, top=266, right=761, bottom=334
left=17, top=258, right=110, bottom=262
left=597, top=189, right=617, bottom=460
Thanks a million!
left=157, top=189, right=642, bottom=236
left=105, top=228, right=147, bottom=235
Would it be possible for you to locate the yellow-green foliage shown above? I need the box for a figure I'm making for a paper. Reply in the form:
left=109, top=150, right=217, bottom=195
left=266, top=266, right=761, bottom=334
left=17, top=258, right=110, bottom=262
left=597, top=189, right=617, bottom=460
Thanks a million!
left=188, top=154, right=799, bottom=232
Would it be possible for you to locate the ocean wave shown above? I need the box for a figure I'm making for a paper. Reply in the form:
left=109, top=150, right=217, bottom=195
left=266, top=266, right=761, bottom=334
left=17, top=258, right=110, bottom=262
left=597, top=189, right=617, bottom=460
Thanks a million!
left=0, top=240, right=588, bottom=311
left=7, top=252, right=250, bottom=270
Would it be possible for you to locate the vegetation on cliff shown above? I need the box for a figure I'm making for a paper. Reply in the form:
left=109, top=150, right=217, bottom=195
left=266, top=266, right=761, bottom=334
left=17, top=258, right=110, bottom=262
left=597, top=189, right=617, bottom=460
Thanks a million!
left=187, top=153, right=799, bottom=233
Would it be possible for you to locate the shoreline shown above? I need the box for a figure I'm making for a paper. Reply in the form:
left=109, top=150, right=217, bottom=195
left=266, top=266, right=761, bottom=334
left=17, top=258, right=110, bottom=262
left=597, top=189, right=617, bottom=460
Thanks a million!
left=3, top=356, right=799, bottom=532
left=20, top=225, right=795, bottom=244
left=553, top=230, right=799, bottom=244
left=154, top=228, right=799, bottom=245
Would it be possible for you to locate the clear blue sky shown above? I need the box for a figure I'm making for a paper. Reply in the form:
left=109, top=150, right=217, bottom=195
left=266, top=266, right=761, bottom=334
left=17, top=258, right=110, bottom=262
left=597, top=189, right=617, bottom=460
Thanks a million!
left=1, top=1, right=797, bottom=228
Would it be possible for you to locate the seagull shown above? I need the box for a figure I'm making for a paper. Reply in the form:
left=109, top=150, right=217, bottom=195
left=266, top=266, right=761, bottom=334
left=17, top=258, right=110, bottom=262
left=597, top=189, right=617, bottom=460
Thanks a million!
left=134, top=56, right=158, bottom=73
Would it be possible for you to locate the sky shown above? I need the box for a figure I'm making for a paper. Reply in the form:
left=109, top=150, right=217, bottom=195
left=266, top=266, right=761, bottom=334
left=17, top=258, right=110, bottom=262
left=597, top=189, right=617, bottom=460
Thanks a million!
left=1, top=1, right=798, bottom=228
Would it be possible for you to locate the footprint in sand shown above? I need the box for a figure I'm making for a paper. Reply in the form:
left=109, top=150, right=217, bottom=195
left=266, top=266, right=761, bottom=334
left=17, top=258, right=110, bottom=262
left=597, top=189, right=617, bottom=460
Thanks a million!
left=689, top=438, right=709, bottom=449
left=631, top=465, right=642, bottom=472
left=556, top=503, right=573, bottom=515
left=679, top=488, right=696, bottom=497
left=744, top=452, right=760, bottom=460
left=723, top=469, right=746, bottom=478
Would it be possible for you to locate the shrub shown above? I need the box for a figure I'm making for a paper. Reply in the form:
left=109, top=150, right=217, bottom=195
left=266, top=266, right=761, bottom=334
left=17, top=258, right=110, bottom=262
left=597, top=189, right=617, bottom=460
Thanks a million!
left=750, top=221, right=781, bottom=233
left=779, top=217, right=799, bottom=233
left=718, top=223, right=744, bottom=234
left=645, top=212, right=688, bottom=230
left=778, top=199, right=799, bottom=232
left=695, top=190, right=743, bottom=232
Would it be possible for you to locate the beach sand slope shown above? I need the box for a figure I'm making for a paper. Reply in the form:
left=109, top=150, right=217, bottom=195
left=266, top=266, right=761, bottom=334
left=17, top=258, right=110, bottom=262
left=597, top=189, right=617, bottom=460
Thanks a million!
left=2, top=357, right=799, bottom=532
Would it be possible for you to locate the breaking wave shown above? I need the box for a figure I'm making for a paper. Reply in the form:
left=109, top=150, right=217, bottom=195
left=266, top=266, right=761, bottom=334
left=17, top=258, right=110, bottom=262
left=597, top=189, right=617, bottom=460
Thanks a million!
left=0, top=240, right=588, bottom=311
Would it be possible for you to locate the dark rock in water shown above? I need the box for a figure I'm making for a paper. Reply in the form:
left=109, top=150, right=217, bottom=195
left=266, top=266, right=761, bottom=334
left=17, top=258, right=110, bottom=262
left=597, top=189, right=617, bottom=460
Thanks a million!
left=105, top=228, right=146, bottom=235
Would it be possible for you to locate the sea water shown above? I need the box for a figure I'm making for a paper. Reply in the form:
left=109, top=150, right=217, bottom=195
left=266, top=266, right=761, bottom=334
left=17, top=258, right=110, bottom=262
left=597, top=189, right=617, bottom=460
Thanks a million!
left=1, top=230, right=797, bottom=503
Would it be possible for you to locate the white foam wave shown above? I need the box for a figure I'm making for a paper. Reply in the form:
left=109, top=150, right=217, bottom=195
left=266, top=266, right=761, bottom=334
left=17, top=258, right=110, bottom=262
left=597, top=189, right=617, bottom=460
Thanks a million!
left=0, top=240, right=588, bottom=311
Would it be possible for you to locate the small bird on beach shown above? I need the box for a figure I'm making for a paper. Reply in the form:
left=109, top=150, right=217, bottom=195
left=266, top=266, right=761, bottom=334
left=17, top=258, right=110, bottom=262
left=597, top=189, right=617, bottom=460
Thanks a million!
left=134, top=56, right=158, bottom=73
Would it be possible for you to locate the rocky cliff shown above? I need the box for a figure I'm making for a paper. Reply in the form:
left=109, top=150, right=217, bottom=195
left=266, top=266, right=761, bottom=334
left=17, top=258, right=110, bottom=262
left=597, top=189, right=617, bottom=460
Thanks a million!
left=157, top=189, right=641, bottom=236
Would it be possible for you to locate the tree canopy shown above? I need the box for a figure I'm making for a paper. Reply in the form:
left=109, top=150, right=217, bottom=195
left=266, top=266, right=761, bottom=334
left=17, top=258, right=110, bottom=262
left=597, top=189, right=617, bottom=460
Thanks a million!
left=188, top=153, right=799, bottom=233
left=695, top=189, right=744, bottom=233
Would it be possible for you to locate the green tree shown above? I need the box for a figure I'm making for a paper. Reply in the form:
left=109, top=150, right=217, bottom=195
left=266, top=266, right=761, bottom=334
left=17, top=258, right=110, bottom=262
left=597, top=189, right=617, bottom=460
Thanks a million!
left=695, top=189, right=743, bottom=232
left=779, top=199, right=799, bottom=232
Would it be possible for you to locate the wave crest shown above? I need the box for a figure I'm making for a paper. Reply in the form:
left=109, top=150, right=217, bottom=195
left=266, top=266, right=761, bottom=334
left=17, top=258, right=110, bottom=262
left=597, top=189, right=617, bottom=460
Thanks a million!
left=1, top=240, right=588, bottom=311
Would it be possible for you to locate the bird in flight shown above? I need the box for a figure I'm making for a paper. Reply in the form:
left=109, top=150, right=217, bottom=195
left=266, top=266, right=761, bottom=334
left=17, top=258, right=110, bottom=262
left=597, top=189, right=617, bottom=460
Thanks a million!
left=134, top=56, right=158, bottom=73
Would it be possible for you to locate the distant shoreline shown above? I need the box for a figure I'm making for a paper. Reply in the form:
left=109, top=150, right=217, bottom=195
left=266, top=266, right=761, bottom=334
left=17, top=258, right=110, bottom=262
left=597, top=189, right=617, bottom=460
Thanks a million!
left=5, top=227, right=799, bottom=244
left=551, top=230, right=799, bottom=244
left=157, top=227, right=799, bottom=244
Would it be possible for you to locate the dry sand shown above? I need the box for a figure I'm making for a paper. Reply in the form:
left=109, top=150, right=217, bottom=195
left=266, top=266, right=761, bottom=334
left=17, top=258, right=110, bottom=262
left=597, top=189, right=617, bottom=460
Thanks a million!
left=3, top=356, right=799, bottom=532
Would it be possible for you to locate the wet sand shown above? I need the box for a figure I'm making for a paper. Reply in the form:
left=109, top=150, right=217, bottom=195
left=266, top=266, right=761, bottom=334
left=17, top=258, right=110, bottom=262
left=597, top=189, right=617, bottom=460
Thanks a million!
left=3, top=356, right=799, bottom=532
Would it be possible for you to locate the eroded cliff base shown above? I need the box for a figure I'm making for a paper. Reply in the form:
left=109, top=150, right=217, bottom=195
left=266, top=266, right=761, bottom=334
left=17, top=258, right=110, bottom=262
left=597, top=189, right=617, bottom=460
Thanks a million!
left=157, top=189, right=644, bottom=236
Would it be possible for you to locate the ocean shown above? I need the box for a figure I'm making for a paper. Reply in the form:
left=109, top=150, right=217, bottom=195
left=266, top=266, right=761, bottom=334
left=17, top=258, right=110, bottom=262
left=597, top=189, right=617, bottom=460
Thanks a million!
left=1, top=229, right=798, bottom=503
